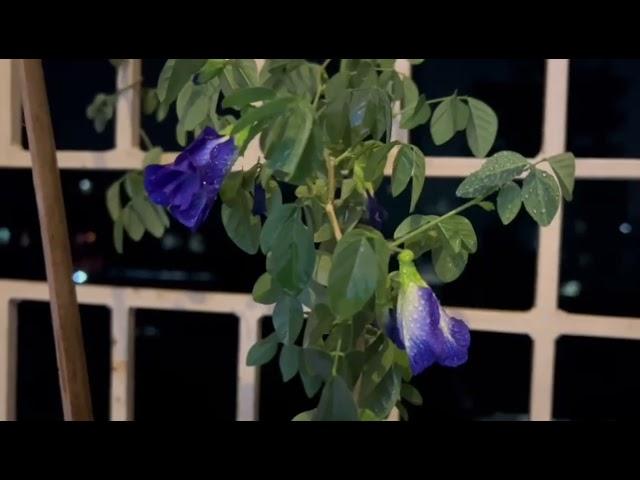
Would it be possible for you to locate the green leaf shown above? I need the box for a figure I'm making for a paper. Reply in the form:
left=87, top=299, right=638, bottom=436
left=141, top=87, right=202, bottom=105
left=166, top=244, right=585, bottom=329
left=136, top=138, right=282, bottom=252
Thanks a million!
left=465, top=97, right=498, bottom=158
left=219, top=171, right=244, bottom=205
left=361, top=366, right=401, bottom=419
left=497, top=181, right=522, bottom=225
left=477, top=200, right=495, bottom=211
left=156, top=59, right=205, bottom=109
left=313, top=376, right=360, bottom=421
left=195, top=59, right=227, bottom=84
left=131, top=196, right=164, bottom=239
left=231, top=59, right=259, bottom=88
left=400, top=95, right=431, bottom=130
left=252, top=272, right=284, bottom=305
left=106, top=180, right=121, bottom=221
left=410, top=148, right=425, bottom=212
left=292, top=409, right=316, bottom=421
left=548, top=152, right=576, bottom=201
left=222, top=87, right=276, bottom=110
left=273, top=295, right=304, bottom=344
left=299, top=354, right=324, bottom=398
left=221, top=191, right=261, bottom=254
left=124, top=173, right=145, bottom=199
left=456, top=151, right=529, bottom=198
left=437, top=215, right=477, bottom=253
left=393, top=215, right=441, bottom=256
left=109, top=59, right=124, bottom=68
left=142, top=88, right=159, bottom=115
left=313, top=250, right=332, bottom=287
left=328, top=231, right=379, bottom=318
left=303, top=347, right=333, bottom=379
left=176, top=121, right=188, bottom=147
left=349, top=88, right=390, bottom=142
left=264, top=103, right=315, bottom=184
left=154, top=205, right=170, bottom=228
left=432, top=246, right=468, bottom=283
left=391, top=145, right=413, bottom=197
left=400, top=76, right=419, bottom=111
left=86, top=93, right=115, bottom=133
left=401, top=383, right=423, bottom=406
left=246, top=333, right=279, bottom=366
left=430, top=96, right=456, bottom=145
left=454, top=98, right=470, bottom=131
left=522, top=168, right=561, bottom=227
left=231, top=96, right=295, bottom=135
left=260, top=203, right=297, bottom=254
left=303, top=304, right=333, bottom=347
left=113, top=217, right=124, bottom=254
left=266, top=213, right=315, bottom=295
left=408, top=59, right=425, bottom=65
left=143, top=147, right=163, bottom=167
left=121, top=204, right=145, bottom=241
left=176, top=82, right=209, bottom=131
left=397, top=402, right=409, bottom=421
left=279, top=344, right=300, bottom=382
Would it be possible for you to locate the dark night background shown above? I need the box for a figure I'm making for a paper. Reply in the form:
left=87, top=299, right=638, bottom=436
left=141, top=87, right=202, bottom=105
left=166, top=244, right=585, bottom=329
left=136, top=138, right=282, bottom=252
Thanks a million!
left=1, top=59, right=639, bottom=421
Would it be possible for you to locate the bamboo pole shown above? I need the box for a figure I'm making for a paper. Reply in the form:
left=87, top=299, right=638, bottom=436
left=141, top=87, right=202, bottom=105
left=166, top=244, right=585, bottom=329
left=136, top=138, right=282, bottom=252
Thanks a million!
left=19, top=59, right=93, bottom=420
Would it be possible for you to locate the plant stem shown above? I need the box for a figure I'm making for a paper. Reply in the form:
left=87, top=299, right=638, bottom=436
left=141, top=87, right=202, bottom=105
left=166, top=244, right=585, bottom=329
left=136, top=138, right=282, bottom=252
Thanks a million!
left=325, top=156, right=343, bottom=241
left=331, top=337, right=343, bottom=376
left=139, top=128, right=153, bottom=151
left=115, top=79, right=142, bottom=96
left=312, top=60, right=332, bottom=108
left=389, top=193, right=492, bottom=248
left=425, top=95, right=468, bottom=105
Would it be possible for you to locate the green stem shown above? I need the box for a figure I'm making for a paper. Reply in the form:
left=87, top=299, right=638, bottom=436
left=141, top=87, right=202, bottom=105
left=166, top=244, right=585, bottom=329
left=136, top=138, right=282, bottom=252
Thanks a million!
left=389, top=192, right=493, bottom=248
left=331, top=337, right=343, bottom=376
left=425, top=95, right=468, bottom=105
left=115, top=79, right=142, bottom=96
left=140, top=128, right=153, bottom=151
left=325, top=155, right=343, bottom=241
left=312, top=60, right=332, bottom=108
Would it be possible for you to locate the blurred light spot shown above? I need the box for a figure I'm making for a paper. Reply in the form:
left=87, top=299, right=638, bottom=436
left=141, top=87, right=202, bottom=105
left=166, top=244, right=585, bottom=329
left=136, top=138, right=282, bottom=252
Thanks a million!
left=143, top=325, right=160, bottom=337
left=560, top=280, right=582, bottom=298
left=578, top=253, right=593, bottom=268
left=79, top=178, right=93, bottom=194
left=619, top=222, right=632, bottom=234
left=188, top=234, right=206, bottom=254
left=161, top=233, right=182, bottom=251
left=0, top=227, right=11, bottom=245
left=435, top=199, right=451, bottom=214
left=72, top=270, right=88, bottom=284
left=574, top=219, right=587, bottom=235
left=19, top=232, right=30, bottom=248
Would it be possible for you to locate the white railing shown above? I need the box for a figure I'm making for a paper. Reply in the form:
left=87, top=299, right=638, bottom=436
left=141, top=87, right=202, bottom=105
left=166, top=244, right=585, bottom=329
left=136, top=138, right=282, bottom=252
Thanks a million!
left=1, top=59, right=639, bottom=421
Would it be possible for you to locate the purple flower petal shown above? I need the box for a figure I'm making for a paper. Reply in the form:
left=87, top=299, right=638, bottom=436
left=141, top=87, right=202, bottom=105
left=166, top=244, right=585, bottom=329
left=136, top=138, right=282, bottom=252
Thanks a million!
left=396, top=284, right=470, bottom=375
left=169, top=190, right=213, bottom=231
left=252, top=183, right=267, bottom=216
left=143, top=127, right=237, bottom=230
left=364, top=194, right=388, bottom=231
left=384, top=309, right=405, bottom=350
left=143, top=164, right=187, bottom=207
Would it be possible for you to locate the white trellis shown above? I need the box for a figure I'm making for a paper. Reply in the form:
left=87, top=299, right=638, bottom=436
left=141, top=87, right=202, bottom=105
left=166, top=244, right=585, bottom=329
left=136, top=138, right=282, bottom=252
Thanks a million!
left=0, top=59, right=639, bottom=421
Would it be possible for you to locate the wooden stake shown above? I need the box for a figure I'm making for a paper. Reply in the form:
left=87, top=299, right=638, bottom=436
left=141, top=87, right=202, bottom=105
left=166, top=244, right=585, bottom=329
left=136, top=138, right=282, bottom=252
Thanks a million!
left=19, top=59, right=93, bottom=421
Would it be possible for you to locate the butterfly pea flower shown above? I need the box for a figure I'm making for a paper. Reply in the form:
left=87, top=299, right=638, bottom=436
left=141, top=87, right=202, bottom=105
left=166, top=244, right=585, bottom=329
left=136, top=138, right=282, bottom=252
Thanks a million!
left=385, top=250, right=471, bottom=375
left=252, top=183, right=267, bottom=217
left=143, top=127, right=237, bottom=231
left=364, top=193, right=388, bottom=231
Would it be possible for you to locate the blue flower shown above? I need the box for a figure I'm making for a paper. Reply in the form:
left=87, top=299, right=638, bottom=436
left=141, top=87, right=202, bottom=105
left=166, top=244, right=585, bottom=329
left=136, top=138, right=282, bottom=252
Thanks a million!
left=252, top=183, right=267, bottom=217
left=364, top=193, right=388, bottom=231
left=143, top=127, right=237, bottom=231
left=385, top=250, right=471, bottom=375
